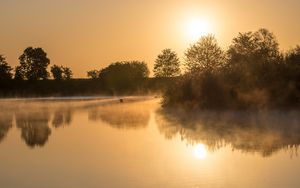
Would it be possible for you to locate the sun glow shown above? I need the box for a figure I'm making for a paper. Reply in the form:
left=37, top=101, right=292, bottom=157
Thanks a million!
left=193, top=144, right=207, bottom=159
left=185, top=18, right=211, bottom=42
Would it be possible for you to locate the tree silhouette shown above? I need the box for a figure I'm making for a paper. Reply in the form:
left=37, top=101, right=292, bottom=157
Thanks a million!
left=51, top=65, right=63, bottom=80
left=185, top=35, right=225, bottom=73
left=286, top=46, right=300, bottom=66
left=153, top=49, right=181, bottom=77
left=253, top=28, right=281, bottom=62
left=285, top=45, right=300, bottom=88
left=163, top=29, right=296, bottom=109
left=62, top=66, right=73, bottom=80
left=0, top=55, right=13, bottom=80
left=51, top=65, right=73, bottom=80
left=87, top=70, right=100, bottom=79
left=18, top=47, right=50, bottom=80
left=99, top=61, right=149, bottom=91
left=14, top=66, right=26, bottom=80
left=228, top=28, right=281, bottom=65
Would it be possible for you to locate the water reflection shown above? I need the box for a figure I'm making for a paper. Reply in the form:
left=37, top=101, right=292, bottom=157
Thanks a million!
left=1, top=98, right=300, bottom=157
left=52, top=109, right=73, bottom=128
left=0, top=98, right=154, bottom=147
left=193, top=144, right=207, bottom=159
left=0, top=112, right=13, bottom=142
left=15, top=109, right=51, bottom=148
left=88, top=101, right=152, bottom=129
left=156, top=109, right=300, bottom=157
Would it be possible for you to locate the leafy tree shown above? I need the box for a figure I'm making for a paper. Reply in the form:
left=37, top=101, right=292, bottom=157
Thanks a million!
left=0, top=55, right=13, bottom=80
left=227, top=28, right=283, bottom=89
left=253, top=28, right=281, bottom=62
left=99, top=61, right=149, bottom=91
left=153, top=49, right=181, bottom=77
left=51, top=65, right=63, bottom=80
left=51, top=65, right=73, bottom=80
left=18, top=47, right=50, bottom=80
left=285, top=46, right=300, bottom=66
left=87, top=70, right=100, bottom=79
left=14, top=65, right=27, bottom=80
left=185, top=35, right=225, bottom=73
left=62, top=67, right=73, bottom=80
left=284, top=45, right=300, bottom=80
left=228, top=28, right=281, bottom=65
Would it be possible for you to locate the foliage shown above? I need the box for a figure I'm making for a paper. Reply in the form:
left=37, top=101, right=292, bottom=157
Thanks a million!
left=153, top=49, right=181, bottom=77
left=99, top=61, right=149, bottom=92
left=87, top=70, right=100, bottom=79
left=0, top=55, right=13, bottom=80
left=163, top=29, right=300, bottom=109
left=14, top=66, right=25, bottom=80
left=51, top=65, right=63, bottom=80
left=185, top=35, right=225, bottom=73
left=62, top=67, right=73, bottom=80
left=51, top=65, right=73, bottom=80
left=17, top=47, right=50, bottom=80
left=285, top=46, right=300, bottom=66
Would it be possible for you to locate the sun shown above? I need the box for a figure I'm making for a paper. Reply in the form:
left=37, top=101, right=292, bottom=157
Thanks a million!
left=193, top=144, right=207, bottom=159
left=185, top=18, right=211, bottom=42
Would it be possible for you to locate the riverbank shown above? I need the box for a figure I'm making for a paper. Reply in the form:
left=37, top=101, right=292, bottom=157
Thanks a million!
left=0, top=77, right=173, bottom=98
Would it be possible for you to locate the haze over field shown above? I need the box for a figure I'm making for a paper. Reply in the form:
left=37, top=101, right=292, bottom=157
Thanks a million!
left=1, top=0, right=300, bottom=77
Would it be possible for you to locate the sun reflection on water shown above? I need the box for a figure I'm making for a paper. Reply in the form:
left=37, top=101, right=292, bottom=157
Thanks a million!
left=193, top=144, right=207, bottom=159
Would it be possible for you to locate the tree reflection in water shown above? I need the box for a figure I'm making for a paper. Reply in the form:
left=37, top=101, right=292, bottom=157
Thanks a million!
left=16, top=109, right=51, bottom=148
left=0, top=98, right=153, bottom=147
left=0, top=101, right=74, bottom=147
left=52, top=109, right=72, bottom=128
left=156, top=109, right=300, bottom=157
left=2, top=98, right=300, bottom=156
left=88, top=101, right=153, bottom=129
left=0, top=112, right=13, bottom=142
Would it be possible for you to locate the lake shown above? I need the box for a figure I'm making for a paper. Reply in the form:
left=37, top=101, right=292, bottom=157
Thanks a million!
left=0, top=97, right=300, bottom=188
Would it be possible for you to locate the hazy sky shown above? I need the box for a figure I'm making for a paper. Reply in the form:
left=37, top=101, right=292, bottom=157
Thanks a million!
left=1, top=0, right=300, bottom=77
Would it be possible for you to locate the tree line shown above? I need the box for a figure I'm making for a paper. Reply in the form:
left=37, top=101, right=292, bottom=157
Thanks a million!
left=0, top=46, right=180, bottom=82
left=0, top=47, right=73, bottom=81
left=1, top=28, right=300, bottom=107
left=162, top=28, right=300, bottom=109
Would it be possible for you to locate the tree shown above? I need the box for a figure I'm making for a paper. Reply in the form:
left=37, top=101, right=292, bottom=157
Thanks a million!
left=185, top=35, right=225, bottom=73
left=18, top=47, right=50, bottom=80
left=51, top=65, right=73, bottom=80
left=253, top=28, right=280, bottom=62
left=153, top=49, right=181, bottom=77
left=62, top=67, right=73, bottom=80
left=0, top=55, right=13, bottom=80
left=14, top=66, right=25, bottom=80
left=51, top=65, right=63, bottom=80
left=285, top=45, right=300, bottom=80
left=228, top=28, right=281, bottom=65
left=99, top=61, right=149, bottom=91
left=227, top=28, right=283, bottom=89
left=285, top=45, right=300, bottom=66
left=87, top=70, right=100, bottom=79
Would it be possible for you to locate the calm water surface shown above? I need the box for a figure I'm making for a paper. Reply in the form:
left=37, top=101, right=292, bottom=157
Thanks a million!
left=0, top=97, right=300, bottom=188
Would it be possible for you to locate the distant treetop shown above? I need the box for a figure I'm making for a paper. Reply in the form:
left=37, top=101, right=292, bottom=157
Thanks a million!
left=16, top=47, right=50, bottom=80
left=0, top=55, right=13, bottom=80
left=185, top=35, right=225, bottom=73
left=154, top=49, right=181, bottom=78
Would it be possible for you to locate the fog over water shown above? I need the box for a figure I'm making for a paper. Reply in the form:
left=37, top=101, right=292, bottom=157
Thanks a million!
left=1, top=97, right=300, bottom=188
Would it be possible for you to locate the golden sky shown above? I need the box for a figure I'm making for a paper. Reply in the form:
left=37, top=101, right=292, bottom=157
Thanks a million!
left=1, top=0, right=300, bottom=77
